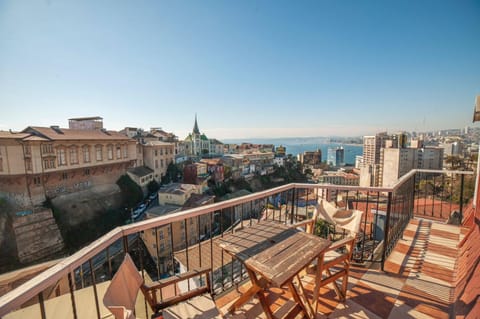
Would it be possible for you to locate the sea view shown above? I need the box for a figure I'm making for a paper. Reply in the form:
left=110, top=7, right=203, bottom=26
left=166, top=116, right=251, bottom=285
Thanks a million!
left=224, top=138, right=363, bottom=165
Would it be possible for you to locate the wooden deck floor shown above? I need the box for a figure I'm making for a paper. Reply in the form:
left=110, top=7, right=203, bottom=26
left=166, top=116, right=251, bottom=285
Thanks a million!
left=214, top=218, right=465, bottom=319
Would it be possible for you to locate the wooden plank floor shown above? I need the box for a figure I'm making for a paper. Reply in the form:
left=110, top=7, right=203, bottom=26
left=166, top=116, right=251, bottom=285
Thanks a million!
left=214, top=218, right=463, bottom=319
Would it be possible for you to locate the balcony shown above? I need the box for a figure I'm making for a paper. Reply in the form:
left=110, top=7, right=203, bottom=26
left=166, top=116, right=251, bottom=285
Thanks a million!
left=0, top=169, right=478, bottom=318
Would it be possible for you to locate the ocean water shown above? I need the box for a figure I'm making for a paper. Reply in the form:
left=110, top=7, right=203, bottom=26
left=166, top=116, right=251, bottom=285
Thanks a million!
left=224, top=138, right=363, bottom=165
left=280, top=143, right=362, bottom=165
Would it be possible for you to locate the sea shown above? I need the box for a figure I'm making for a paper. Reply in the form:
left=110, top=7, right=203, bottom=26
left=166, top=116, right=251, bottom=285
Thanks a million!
left=223, top=138, right=363, bottom=165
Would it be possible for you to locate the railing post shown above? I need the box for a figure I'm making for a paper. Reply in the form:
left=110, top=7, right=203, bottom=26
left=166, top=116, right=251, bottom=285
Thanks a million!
left=459, top=174, right=465, bottom=223
left=382, top=192, right=393, bottom=271
left=290, top=188, right=296, bottom=225
left=411, top=173, right=416, bottom=220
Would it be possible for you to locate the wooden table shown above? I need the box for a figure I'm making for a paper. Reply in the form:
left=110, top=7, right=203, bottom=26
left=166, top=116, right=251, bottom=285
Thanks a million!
left=216, top=220, right=330, bottom=319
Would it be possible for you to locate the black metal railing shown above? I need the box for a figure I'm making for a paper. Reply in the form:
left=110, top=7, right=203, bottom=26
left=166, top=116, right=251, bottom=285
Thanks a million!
left=0, top=169, right=473, bottom=319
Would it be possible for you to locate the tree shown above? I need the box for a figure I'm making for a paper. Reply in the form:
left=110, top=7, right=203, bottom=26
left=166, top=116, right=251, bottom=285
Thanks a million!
left=147, top=180, right=160, bottom=194
left=162, top=162, right=182, bottom=184
left=116, top=175, right=143, bottom=209
left=445, top=155, right=463, bottom=170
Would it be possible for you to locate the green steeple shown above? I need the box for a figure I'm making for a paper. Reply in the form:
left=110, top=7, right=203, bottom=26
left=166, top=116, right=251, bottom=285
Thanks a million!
left=193, top=113, right=200, bottom=135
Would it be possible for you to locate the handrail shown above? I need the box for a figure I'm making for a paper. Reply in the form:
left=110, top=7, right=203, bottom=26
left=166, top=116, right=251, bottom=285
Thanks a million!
left=0, top=168, right=470, bottom=316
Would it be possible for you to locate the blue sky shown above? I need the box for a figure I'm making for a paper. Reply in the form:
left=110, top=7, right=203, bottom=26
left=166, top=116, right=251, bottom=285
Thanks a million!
left=0, top=0, right=479, bottom=139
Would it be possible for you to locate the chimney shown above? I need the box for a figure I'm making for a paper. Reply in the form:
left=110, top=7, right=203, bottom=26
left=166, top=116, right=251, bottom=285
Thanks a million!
left=101, top=128, right=111, bottom=136
left=50, top=126, right=64, bottom=134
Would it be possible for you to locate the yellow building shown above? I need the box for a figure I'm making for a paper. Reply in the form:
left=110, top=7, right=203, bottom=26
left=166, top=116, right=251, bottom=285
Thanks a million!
left=0, top=124, right=137, bottom=207
left=142, top=141, right=175, bottom=183
left=141, top=193, right=214, bottom=275
left=158, top=183, right=199, bottom=206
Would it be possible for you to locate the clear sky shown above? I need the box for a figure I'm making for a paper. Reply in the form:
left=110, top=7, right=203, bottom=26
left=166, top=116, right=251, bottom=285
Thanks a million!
left=1, top=0, right=479, bottom=139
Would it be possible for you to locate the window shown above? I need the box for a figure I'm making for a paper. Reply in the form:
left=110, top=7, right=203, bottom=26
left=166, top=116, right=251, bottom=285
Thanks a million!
left=62, top=172, right=68, bottom=180
left=116, top=145, right=121, bottom=159
left=44, top=159, right=55, bottom=169
left=24, top=145, right=31, bottom=155
left=33, top=176, right=41, bottom=185
left=160, top=243, right=165, bottom=252
left=123, top=144, right=128, bottom=158
left=25, top=158, right=32, bottom=171
left=42, top=144, right=54, bottom=154
left=159, top=231, right=164, bottom=240
left=95, top=145, right=103, bottom=161
left=57, top=148, right=66, bottom=166
left=107, top=145, right=113, bottom=160
left=160, top=148, right=163, bottom=155
left=0, top=158, right=3, bottom=172
left=154, top=150, right=158, bottom=156
left=155, top=160, right=158, bottom=169
left=160, top=159, right=164, bottom=168
left=83, top=146, right=90, bottom=163
left=69, top=147, right=78, bottom=164
left=84, top=168, right=90, bottom=175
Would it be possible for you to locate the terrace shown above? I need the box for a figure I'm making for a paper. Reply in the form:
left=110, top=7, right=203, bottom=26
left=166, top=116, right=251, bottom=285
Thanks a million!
left=0, top=169, right=478, bottom=319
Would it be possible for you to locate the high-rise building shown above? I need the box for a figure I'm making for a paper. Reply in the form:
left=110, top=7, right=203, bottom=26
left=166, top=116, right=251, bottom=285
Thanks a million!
left=360, top=132, right=388, bottom=187
left=355, top=155, right=363, bottom=169
left=380, top=147, right=443, bottom=186
left=327, top=147, right=344, bottom=167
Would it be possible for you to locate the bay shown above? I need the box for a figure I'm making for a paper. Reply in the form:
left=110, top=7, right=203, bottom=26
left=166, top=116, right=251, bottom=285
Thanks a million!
left=223, top=138, right=363, bottom=165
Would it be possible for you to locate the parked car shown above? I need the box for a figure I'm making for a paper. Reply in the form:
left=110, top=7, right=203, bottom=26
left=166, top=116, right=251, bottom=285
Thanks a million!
left=148, top=192, right=158, bottom=201
left=132, top=203, right=147, bottom=219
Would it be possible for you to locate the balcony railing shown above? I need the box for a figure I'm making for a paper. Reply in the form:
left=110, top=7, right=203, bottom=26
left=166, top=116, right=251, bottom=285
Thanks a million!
left=0, top=169, right=473, bottom=319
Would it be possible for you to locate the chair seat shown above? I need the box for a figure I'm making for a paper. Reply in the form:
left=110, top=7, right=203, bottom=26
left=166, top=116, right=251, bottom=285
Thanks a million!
left=324, top=250, right=342, bottom=263
left=162, top=294, right=222, bottom=319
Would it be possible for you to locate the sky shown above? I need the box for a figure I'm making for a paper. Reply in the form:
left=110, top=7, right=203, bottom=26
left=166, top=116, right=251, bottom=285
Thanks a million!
left=0, top=0, right=479, bottom=140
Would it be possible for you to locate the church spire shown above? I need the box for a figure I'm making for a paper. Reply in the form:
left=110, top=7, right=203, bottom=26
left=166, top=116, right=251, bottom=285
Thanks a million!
left=193, top=113, right=200, bottom=134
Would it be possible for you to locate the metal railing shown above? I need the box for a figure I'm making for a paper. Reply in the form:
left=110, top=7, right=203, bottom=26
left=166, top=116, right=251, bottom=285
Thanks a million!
left=0, top=169, right=473, bottom=319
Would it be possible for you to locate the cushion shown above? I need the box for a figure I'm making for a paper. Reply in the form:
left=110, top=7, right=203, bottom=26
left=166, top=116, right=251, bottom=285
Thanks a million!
left=317, top=200, right=363, bottom=234
left=103, top=254, right=143, bottom=319
left=162, top=294, right=222, bottom=319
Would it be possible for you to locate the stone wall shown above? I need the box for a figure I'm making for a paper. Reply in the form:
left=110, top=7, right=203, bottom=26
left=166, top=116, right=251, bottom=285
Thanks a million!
left=12, top=209, right=64, bottom=264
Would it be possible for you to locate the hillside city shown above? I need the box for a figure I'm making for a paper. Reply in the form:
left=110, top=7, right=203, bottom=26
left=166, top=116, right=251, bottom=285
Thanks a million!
left=0, top=115, right=477, bottom=275
left=0, top=113, right=479, bottom=319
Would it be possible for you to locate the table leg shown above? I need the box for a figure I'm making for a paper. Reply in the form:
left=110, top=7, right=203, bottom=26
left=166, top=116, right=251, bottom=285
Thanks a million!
left=288, top=280, right=312, bottom=319
left=227, top=284, right=261, bottom=313
left=247, top=268, right=274, bottom=319
left=295, top=274, right=315, bottom=318
left=312, top=253, right=325, bottom=312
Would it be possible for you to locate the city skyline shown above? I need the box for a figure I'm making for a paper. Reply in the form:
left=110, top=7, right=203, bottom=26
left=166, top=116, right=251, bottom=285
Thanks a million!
left=1, top=1, right=479, bottom=139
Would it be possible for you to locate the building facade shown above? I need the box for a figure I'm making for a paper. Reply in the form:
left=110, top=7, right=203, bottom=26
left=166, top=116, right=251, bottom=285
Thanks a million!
left=327, top=147, right=344, bottom=167
left=0, top=123, right=137, bottom=207
left=184, top=115, right=224, bottom=157
left=142, top=141, right=175, bottom=183
left=360, top=132, right=388, bottom=187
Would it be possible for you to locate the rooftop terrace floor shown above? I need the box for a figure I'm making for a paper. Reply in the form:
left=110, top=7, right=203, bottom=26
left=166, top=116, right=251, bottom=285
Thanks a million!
left=214, top=218, right=471, bottom=319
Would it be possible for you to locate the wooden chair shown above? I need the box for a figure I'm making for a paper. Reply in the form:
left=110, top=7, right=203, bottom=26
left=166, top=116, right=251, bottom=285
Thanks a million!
left=311, top=200, right=363, bottom=303
left=103, top=253, right=221, bottom=319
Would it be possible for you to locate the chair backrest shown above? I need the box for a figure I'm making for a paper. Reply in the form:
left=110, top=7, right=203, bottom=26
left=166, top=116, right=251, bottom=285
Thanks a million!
left=318, top=200, right=364, bottom=235
left=103, top=253, right=143, bottom=319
